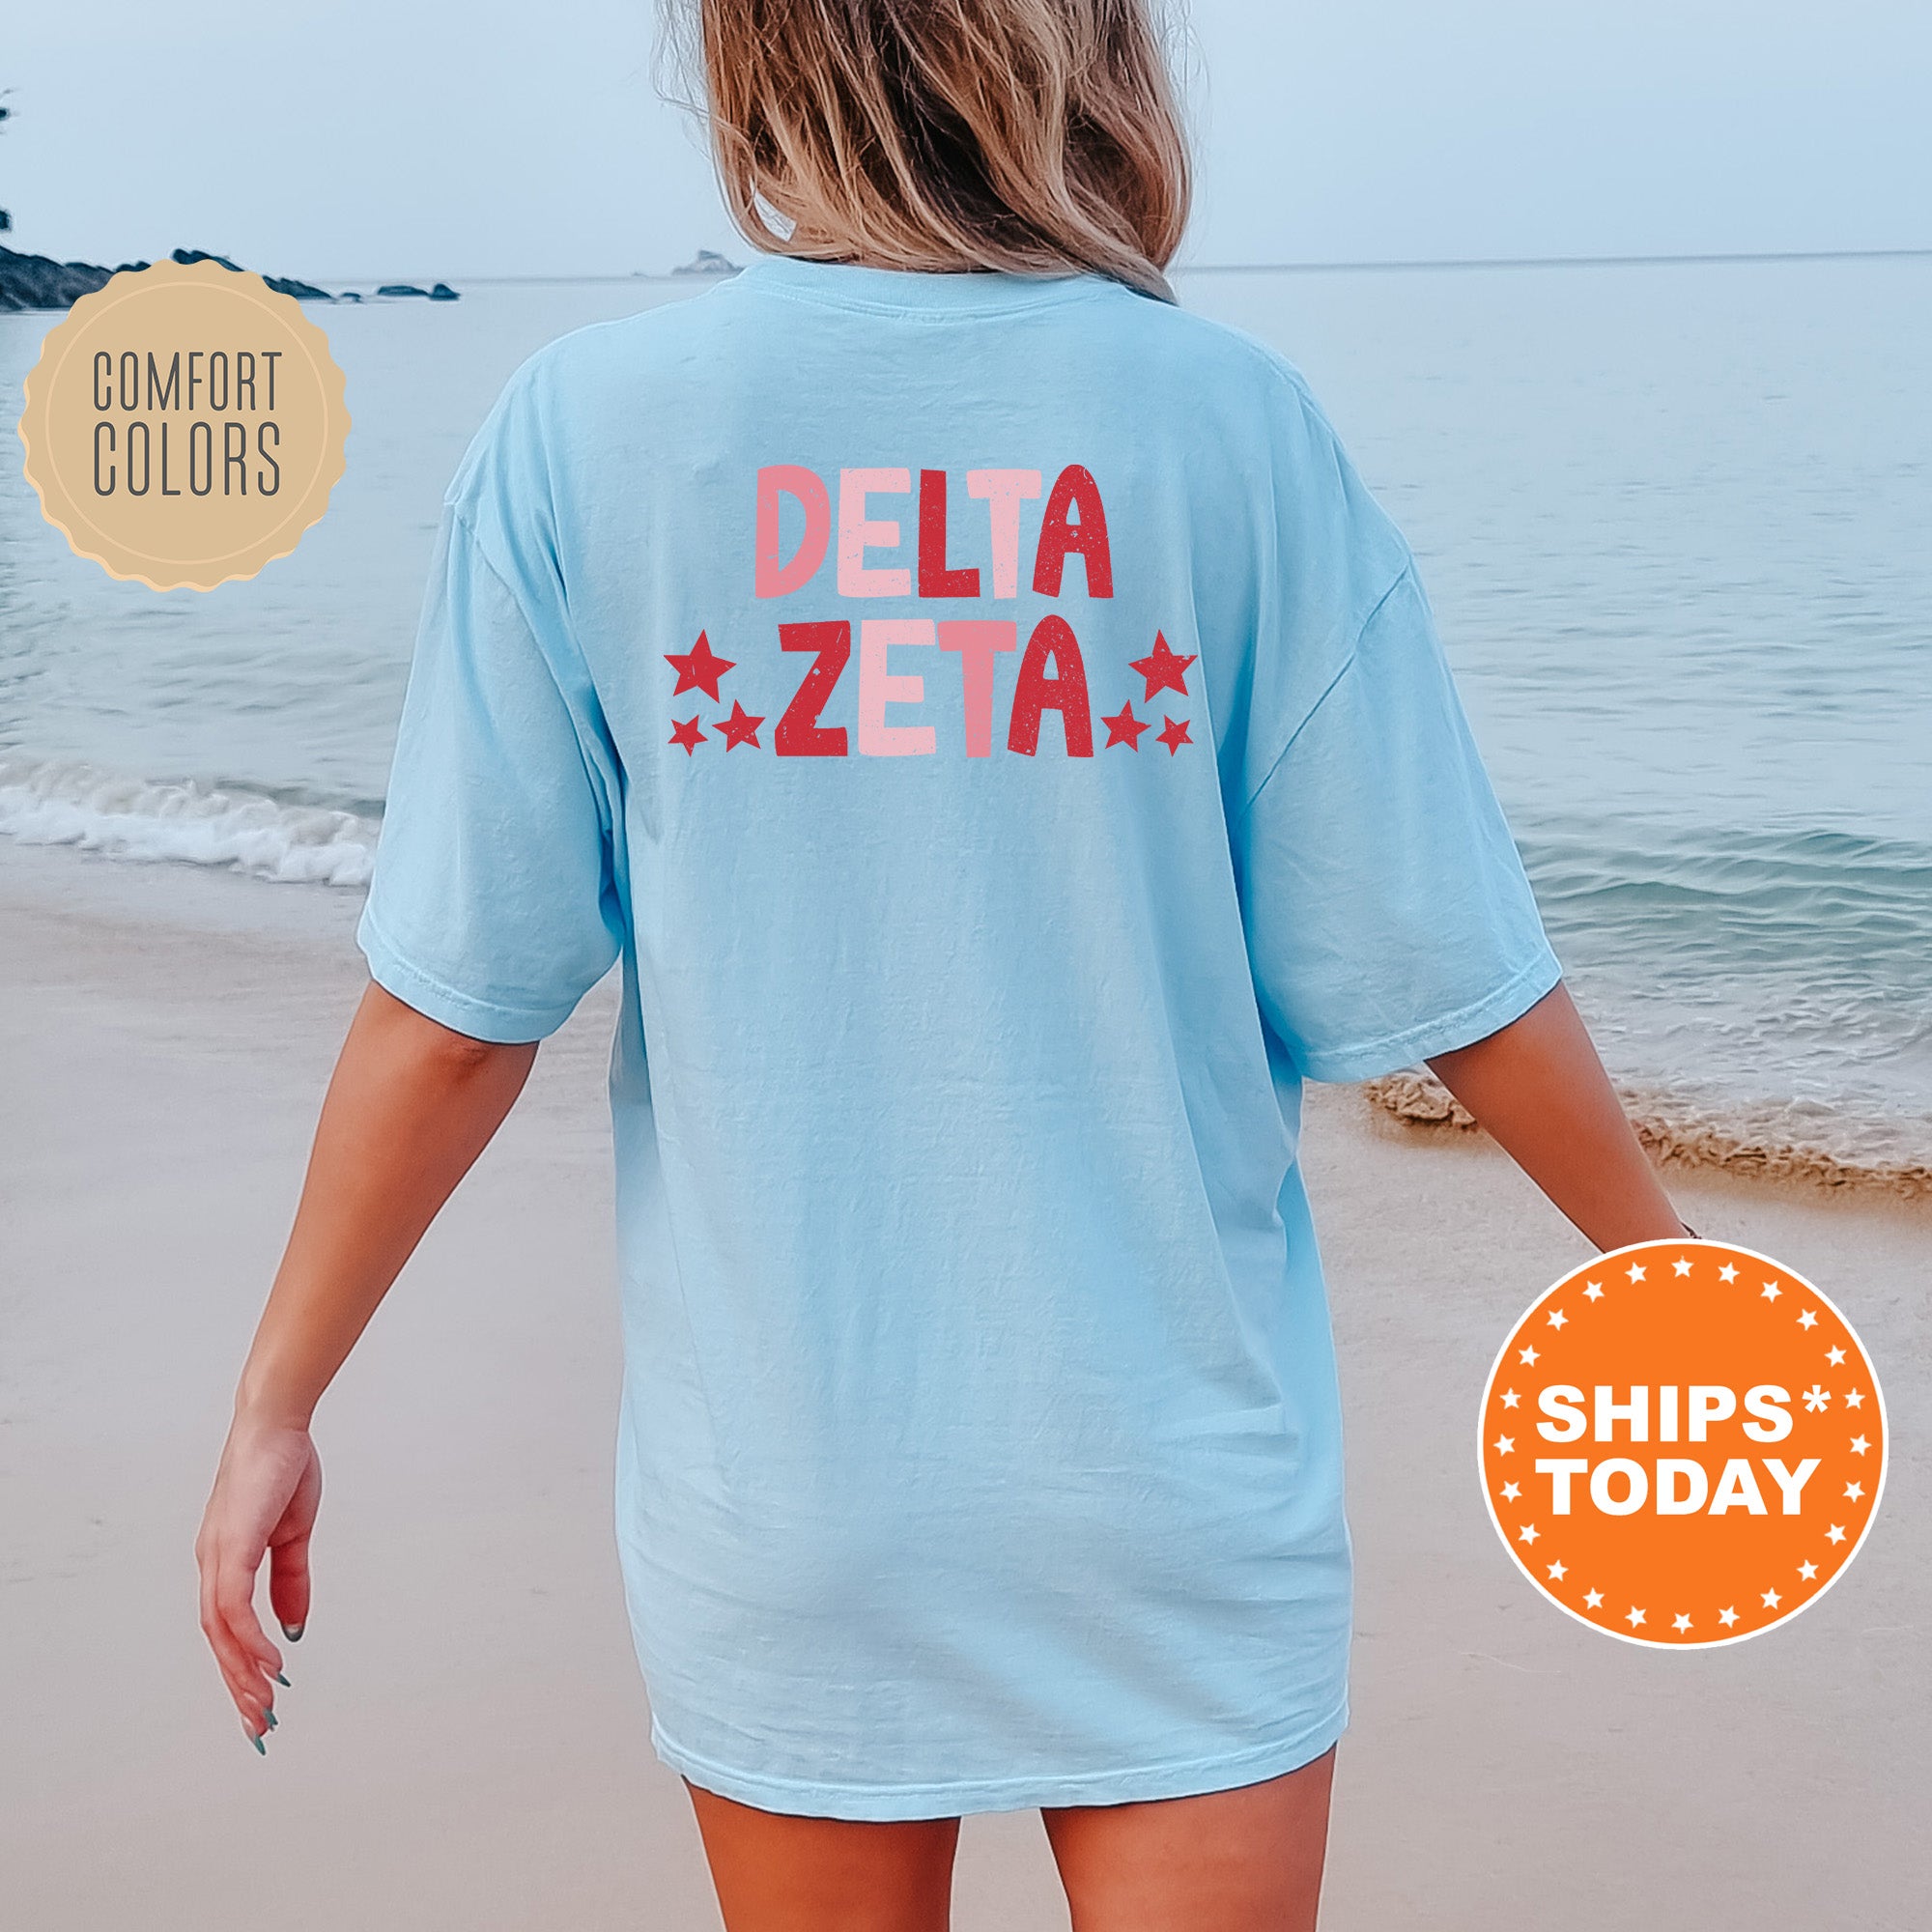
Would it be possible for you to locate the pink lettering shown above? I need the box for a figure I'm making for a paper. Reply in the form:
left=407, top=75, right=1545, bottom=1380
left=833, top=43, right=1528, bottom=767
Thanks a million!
left=966, top=469, right=1042, bottom=599
left=755, top=465, right=831, bottom=598
left=938, top=620, right=1018, bottom=758
left=838, top=468, right=913, bottom=598
left=858, top=617, right=936, bottom=755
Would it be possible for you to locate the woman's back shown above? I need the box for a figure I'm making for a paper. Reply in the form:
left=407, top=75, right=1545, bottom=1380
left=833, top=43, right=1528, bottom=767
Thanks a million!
left=355, top=252, right=1559, bottom=1814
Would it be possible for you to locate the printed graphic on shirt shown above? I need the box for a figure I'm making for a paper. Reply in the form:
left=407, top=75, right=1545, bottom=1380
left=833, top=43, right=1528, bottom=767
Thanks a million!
left=664, top=464, right=1196, bottom=759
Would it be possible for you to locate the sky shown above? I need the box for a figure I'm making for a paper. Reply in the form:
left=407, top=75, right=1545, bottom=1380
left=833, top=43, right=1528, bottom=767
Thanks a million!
left=4, top=1, right=1930, bottom=282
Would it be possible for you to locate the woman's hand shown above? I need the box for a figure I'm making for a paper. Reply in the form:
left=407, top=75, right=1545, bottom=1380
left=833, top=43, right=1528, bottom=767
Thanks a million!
left=197, top=1413, right=321, bottom=1747
left=195, top=980, right=539, bottom=1752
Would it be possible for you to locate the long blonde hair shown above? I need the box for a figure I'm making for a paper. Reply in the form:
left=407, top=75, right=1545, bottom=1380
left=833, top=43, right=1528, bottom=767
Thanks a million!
left=668, top=1, right=1192, bottom=300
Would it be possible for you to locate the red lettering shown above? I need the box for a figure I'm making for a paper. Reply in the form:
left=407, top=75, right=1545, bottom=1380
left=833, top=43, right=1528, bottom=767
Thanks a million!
left=1007, top=615, right=1094, bottom=756
left=775, top=621, right=850, bottom=756
left=1031, top=464, right=1113, bottom=598
left=918, top=469, right=980, bottom=597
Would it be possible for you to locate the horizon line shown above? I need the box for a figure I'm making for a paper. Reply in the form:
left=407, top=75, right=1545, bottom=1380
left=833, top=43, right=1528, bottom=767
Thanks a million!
left=1177, top=244, right=1932, bottom=274
left=318, top=244, right=1932, bottom=287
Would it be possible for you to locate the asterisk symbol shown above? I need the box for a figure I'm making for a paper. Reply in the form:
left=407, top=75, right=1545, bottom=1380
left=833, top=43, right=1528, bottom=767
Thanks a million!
left=1803, top=1384, right=1831, bottom=1412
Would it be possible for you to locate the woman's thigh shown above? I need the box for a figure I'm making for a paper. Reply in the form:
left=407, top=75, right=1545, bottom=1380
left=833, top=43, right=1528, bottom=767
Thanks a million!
left=683, top=1777, right=963, bottom=1932
left=1040, top=1747, right=1338, bottom=1932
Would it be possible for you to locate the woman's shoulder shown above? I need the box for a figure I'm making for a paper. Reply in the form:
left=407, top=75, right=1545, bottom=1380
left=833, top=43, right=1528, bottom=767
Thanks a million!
left=1075, top=283, right=1359, bottom=469
left=498, top=281, right=751, bottom=407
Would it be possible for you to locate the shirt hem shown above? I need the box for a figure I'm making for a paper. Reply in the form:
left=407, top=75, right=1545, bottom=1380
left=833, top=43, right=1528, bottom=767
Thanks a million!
left=356, top=903, right=580, bottom=1043
left=1295, top=942, right=1564, bottom=1085
left=646, top=1697, right=1350, bottom=1821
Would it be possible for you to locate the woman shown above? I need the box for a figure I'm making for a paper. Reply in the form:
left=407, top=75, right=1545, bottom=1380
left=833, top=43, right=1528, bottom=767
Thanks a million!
left=196, top=3, right=1691, bottom=1925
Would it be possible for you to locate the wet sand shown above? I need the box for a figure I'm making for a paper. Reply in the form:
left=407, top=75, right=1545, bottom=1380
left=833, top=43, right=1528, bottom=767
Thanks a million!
left=2, top=838, right=1926, bottom=1930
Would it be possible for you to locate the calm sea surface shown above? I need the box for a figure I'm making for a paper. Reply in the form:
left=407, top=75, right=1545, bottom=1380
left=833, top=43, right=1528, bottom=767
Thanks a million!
left=4, top=260, right=1929, bottom=1165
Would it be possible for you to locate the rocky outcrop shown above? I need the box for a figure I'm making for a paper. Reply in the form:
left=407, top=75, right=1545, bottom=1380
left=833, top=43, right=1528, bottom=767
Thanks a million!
left=0, top=242, right=128, bottom=312
left=0, top=244, right=456, bottom=311
left=168, top=247, right=333, bottom=300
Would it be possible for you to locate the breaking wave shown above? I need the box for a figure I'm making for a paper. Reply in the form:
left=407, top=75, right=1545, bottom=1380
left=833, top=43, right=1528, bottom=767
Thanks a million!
left=0, top=753, right=378, bottom=887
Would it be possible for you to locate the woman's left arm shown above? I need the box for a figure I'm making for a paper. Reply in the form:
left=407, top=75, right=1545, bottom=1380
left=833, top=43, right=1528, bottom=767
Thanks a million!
left=1424, top=979, right=1692, bottom=1252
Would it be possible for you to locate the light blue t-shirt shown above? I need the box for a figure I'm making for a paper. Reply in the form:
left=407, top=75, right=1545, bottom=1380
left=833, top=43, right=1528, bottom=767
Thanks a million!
left=358, top=254, right=1562, bottom=1820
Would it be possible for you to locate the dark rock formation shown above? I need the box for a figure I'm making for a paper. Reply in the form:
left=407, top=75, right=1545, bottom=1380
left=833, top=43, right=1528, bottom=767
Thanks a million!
left=169, top=246, right=333, bottom=301
left=0, top=242, right=341, bottom=311
left=672, top=248, right=739, bottom=276
left=370, top=282, right=459, bottom=300
left=0, top=243, right=124, bottom=312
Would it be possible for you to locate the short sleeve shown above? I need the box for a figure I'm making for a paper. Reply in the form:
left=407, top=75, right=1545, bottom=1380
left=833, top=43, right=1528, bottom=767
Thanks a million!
left=356, top=497, right=625, bottom=1042
left=1233, top=561, right=1563, bottom=1083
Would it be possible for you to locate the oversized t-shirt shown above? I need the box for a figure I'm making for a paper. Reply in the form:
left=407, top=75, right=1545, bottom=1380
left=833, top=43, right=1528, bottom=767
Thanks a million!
left=358, top=254, right=1563, bottom=1820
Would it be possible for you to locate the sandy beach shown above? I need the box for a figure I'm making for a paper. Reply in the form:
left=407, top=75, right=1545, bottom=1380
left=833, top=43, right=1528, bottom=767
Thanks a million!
left=2, top=838, right=1926, bottom=1931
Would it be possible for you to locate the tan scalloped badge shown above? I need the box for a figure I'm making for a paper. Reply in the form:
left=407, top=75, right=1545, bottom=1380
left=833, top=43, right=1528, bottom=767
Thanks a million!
left=17, top=256, right=349, bottom=590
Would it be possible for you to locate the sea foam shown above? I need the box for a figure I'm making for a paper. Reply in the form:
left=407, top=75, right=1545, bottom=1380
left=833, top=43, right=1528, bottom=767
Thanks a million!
left=1363, top=1068, right=1932, bottom=1198
left=0, top=754, right=379, bottom=887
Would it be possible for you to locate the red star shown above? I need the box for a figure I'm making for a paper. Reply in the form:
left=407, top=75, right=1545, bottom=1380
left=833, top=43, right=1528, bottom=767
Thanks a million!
left=668, top=715, right=706, bottom=753
left=716, top=699, right=764, bottom=750
left=665, top=630, right=735, bottom=700
left=1102, top=702, right=1149, bottom=749
left=1128, top=632, right=1196, bottom=701
left=1156, top=715, right=1192, bottom=754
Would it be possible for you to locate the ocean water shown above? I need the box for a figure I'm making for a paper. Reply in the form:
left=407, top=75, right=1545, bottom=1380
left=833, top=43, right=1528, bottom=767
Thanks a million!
left=3, top=260, right=1929, bottom=1174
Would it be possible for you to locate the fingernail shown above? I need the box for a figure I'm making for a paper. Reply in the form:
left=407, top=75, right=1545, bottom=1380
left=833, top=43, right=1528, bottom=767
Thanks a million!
left=243, top=1720, right=266, bottom=1754
left=281, top=1622, right=304, bottom=1642
left=266, top=1710, right=278, bottom=1730
left=274, top=1672, right=291, bottom=1688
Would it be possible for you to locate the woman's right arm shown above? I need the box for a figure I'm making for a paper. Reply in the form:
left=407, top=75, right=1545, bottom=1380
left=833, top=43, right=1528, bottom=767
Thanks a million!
left=195, top=980, right=537, bottom=1747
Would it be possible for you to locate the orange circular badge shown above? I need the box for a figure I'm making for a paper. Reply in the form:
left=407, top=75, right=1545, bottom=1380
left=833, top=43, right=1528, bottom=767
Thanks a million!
left=1479, top=1239, right=1887, bottom=1647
